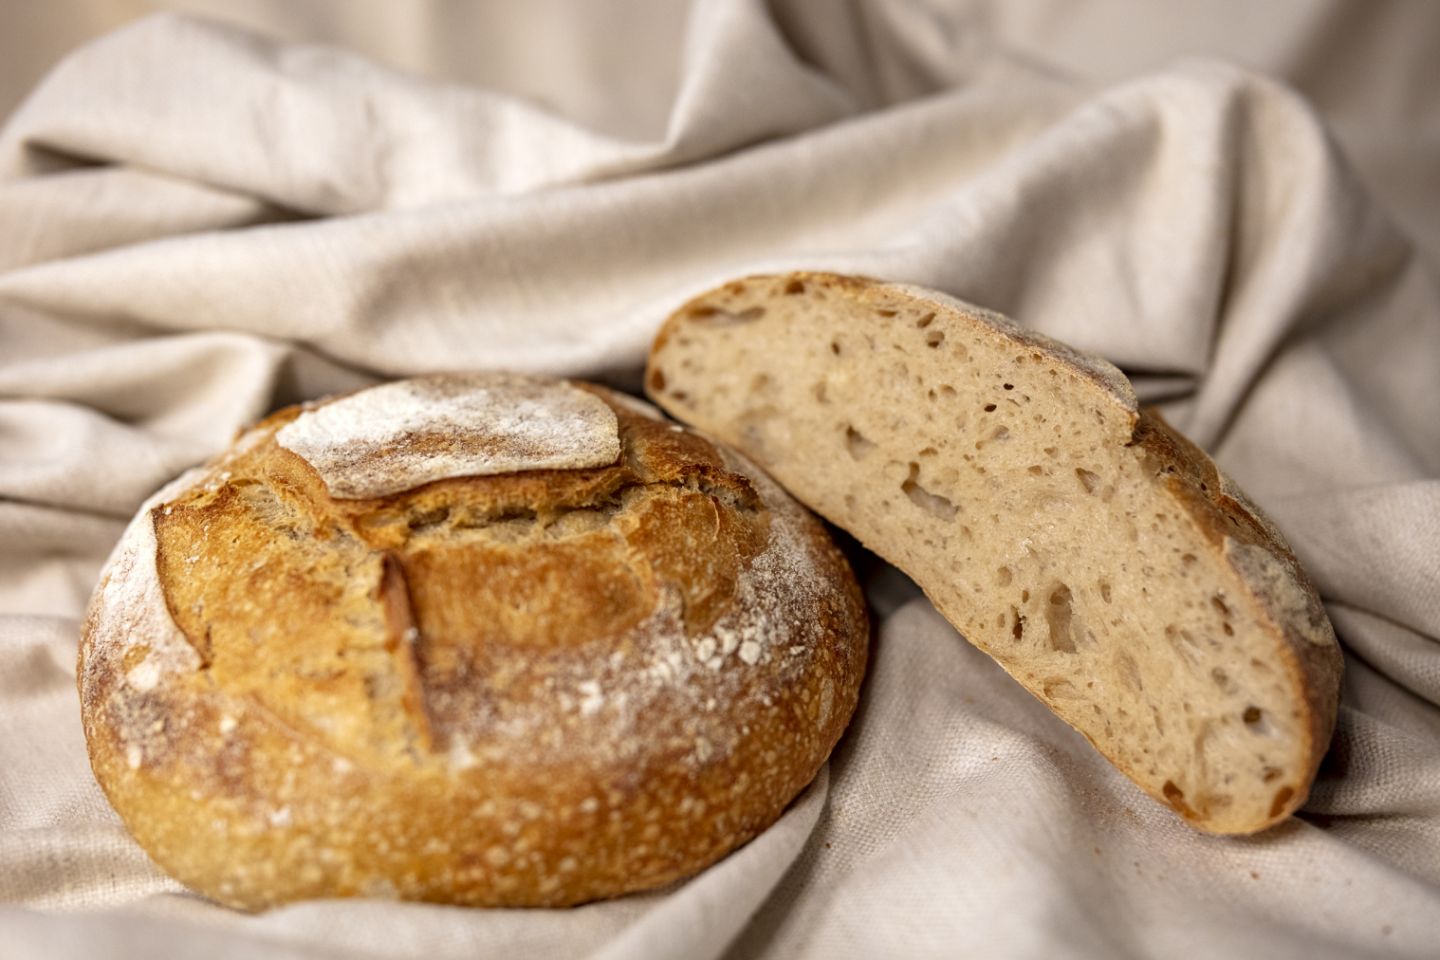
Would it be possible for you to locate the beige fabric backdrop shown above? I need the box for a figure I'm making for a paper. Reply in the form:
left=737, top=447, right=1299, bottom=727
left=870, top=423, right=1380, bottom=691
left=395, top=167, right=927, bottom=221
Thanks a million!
left=2, top=1, right=1438, bottom=957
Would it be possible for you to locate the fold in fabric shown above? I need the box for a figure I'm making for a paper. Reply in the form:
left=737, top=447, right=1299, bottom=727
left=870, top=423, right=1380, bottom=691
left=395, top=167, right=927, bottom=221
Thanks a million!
left=1, top=4, right=1437, bottom=958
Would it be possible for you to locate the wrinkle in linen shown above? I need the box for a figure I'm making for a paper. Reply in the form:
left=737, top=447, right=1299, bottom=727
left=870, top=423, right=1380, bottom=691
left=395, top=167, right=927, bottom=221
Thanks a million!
left=1, top=3, right=1437, bottom=958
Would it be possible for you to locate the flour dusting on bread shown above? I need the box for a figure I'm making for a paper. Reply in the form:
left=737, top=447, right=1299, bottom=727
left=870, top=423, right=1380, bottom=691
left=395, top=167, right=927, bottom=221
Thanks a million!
left=84, top=471, right=206, bottom=690
left=511, top=442, right=837, bottom=777
left=79, top=470, right=207, bottom=770
left=276, top=374, right=621, bottom=499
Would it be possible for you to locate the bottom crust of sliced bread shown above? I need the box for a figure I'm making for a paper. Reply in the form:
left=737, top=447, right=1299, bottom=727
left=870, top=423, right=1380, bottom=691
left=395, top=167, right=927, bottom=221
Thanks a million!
left=646, top=271, right=1342, bottom=835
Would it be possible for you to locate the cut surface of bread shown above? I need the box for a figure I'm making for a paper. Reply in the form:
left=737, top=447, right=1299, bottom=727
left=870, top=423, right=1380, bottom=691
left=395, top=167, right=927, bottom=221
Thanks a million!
left=646, top=272, right=1342, bottom=834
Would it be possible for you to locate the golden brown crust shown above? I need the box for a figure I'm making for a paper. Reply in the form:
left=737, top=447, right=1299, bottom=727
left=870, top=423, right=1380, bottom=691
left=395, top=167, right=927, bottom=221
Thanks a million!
left=1129, top=410, right=1342, bottom=826
left=79, top=375, right=869, bottom=910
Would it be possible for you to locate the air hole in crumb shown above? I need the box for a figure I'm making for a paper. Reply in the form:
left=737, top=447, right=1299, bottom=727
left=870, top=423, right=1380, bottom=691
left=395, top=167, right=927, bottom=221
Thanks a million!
left=940, top=385, right=957, bottom=398
left=1027, top=465, right=1044, bottom=475
left=844, top=425, right=876, bottom=461
left=1181, top=553, right=1197, bottom=565
left=983, top=403, right=997, bottom=412
left=996, top=566, right=1013, bottom=586
left=830, top=341, right=842, bottom=356
left=1044, top=446, right=1058, bottom=458
left=648, top=368, right=666, bottom=392
left=1211, top=667, right=1229, bottom=689
left=1075, top=468, right=1100, bottom=493
left=1020, top=588, right=1030, bottom=602
left=752, top=373, right=771, bottom=392
left=1269, top=786, right=1295, bottom=818
left=1243, top=706, right=1262, bottom=725
left=919, top=446, right=938, bottom=457
left=902, top=462, right=958, bottom=520
left=689, top=305, right=718, bottom=319
left=812, top=381, right=828, bottom=403
left=926, top=330, right=945, bottom=348
left=1223, top=623, right=1234, bottom=636
left=916, top=312, right=935, bottom=329
left=1099, top=581, right=1112, bottom=603
left=784, top=279, right=805, bottom=295
left=670, top=390, right=689, bottom=402
left=1045, top=584, right=1076, bottom=654
left=1011, top=608, right=1025, bottom=640
left=1211, top=594, right=1231, bottom=617
left=1003, top=383, right=1014, bottom=391
left=877, top=309, right=897, bottom=317
left=991, top=426, right=1010, bottom=441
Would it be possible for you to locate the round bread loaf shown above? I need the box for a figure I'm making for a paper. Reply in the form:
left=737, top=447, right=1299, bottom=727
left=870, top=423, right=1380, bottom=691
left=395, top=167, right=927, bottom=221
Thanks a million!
left=79, top=373, right=868, bottom=910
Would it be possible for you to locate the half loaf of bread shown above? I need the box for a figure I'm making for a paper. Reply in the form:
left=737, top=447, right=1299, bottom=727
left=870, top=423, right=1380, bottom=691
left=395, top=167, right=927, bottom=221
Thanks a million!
left=646, top=272, right=1341, bottom=834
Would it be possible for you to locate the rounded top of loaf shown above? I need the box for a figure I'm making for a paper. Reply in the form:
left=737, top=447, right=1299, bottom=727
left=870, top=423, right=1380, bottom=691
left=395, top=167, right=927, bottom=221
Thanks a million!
left=78, top=373, right=869, bottom=909
left=274, top=374, right=623, bottom=498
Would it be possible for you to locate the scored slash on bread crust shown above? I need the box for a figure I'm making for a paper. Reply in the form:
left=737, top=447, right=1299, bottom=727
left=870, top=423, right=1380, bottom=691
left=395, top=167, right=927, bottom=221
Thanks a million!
left=78, top=374, right=869, bottom=910
left=645, top=271, right=1342, bottom=835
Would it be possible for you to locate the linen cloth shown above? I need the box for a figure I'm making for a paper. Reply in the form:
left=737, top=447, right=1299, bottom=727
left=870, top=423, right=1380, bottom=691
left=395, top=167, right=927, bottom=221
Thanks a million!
left=2, top=2, right=1438, bottom=957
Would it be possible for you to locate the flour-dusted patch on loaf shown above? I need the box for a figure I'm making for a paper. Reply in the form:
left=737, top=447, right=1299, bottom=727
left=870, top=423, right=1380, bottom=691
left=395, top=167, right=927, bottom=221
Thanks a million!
left=276, top=374, right=622, bottom=500
left=1224, top=538, right=1335, bottom=648
left=87, top=469, right=208, bottom=686
left=80, top=469, right=207, bottom=762
left=433, top=441, right=845, bottom=780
